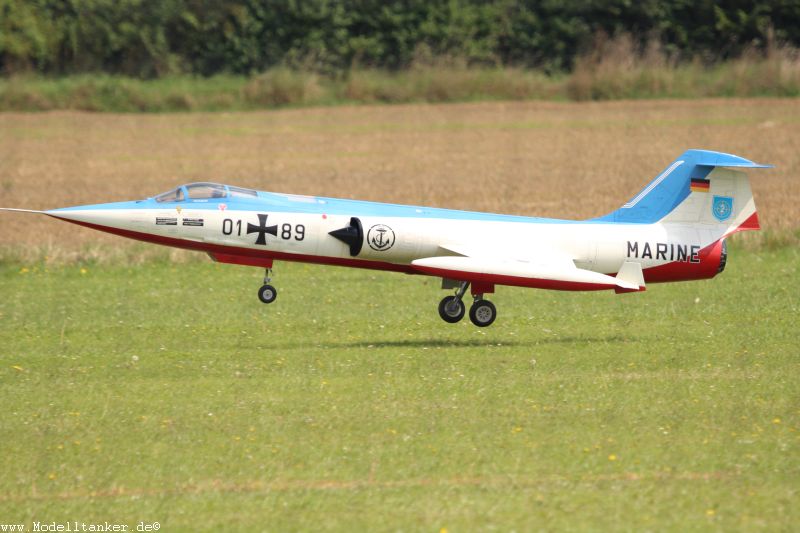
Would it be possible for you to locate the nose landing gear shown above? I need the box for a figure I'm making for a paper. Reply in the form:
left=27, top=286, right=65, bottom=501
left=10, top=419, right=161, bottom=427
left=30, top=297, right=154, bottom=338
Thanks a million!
left=257, top=268, right=277, bottom=304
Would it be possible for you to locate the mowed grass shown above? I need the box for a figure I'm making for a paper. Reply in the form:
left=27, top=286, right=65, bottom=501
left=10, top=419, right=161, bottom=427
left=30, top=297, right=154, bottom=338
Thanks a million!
left=0, top=244, right=797, bottom=530
left=2, top=99, right=800, bottom=261
left=0, top=100, right=798, bottom=529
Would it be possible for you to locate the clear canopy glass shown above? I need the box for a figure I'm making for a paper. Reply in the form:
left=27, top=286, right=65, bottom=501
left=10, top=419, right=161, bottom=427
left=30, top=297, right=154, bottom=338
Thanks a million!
left=154, top=187, right=184, bottom=203
left=154, top=183, right=258, bottom=202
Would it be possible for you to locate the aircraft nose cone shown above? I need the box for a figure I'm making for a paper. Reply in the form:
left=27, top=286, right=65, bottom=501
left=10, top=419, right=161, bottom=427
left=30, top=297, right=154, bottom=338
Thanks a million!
left=47, top=201, right=147, bottom=229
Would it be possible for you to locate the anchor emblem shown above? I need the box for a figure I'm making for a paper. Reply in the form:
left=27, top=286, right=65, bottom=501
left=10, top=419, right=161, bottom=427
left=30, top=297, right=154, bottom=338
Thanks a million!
left=367, top=224, right=395, bottom=251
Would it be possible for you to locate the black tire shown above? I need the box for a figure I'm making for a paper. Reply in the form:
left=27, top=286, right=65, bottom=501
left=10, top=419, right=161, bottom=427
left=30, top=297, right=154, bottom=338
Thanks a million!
left=258, top=284, right=278, bottom=304
left=438, top=296, right=465, bottom=323
left=469, top=299, right=496, bottom=327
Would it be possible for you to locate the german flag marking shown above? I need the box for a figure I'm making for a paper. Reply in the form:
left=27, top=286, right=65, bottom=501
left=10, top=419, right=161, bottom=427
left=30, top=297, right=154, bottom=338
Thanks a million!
left=690, top=178, right=710, bottom=192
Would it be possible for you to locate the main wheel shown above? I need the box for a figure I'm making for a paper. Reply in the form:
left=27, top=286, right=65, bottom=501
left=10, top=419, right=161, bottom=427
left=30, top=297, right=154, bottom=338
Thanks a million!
left=258, top=284, right=278, bottom=304
left=469, top=299, right=496, bottom=327
left=438, top=296, right=465, bottom=323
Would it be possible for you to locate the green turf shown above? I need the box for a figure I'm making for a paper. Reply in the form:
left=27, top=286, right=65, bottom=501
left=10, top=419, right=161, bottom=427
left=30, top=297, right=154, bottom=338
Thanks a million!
left=0, top=246, right=798, bottom=531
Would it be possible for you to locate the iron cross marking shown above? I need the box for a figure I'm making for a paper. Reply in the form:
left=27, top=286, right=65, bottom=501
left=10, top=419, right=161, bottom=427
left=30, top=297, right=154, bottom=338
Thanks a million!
left=247, top=214, right=278, bottom=245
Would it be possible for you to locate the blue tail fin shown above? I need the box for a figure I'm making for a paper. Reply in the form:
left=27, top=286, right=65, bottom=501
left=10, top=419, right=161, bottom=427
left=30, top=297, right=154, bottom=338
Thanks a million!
left=594, top=149, right=771, bottom=224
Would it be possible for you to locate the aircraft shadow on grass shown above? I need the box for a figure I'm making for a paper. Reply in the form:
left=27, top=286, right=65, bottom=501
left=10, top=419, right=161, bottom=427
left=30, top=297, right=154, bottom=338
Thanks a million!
left=262, top=334, right=632, bottom=350
left=339, top=334, right=631, bottom=349
left=340, top=339, right=521, bottom=349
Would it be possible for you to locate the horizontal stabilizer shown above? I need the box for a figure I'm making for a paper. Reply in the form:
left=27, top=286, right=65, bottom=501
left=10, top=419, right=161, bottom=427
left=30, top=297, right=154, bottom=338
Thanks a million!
left=689, top=150, right=772, bottom=168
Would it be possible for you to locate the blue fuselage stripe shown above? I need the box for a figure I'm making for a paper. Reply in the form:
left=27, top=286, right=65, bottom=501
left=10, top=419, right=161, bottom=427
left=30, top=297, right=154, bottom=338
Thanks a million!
left=51, top=195, right=622, bottom=225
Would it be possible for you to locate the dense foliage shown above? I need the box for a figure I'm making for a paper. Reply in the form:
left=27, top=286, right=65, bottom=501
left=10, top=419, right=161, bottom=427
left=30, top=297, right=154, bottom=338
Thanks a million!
left=1, top=0, right=799, bottom=77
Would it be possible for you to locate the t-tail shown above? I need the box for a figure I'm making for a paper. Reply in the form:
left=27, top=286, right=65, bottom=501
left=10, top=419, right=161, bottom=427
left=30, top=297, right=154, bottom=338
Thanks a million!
left=597, top=149, right=771, bottom=287
left=596, top=149, right=770, bottom=236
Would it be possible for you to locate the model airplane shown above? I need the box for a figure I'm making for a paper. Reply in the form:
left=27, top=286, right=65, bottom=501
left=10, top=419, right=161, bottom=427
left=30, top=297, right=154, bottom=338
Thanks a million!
left=1, top=149, right=769, bottom=327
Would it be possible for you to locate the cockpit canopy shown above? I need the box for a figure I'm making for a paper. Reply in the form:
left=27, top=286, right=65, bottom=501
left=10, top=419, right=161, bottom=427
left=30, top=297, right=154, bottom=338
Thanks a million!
left=154, top=182, right=258, bottom=203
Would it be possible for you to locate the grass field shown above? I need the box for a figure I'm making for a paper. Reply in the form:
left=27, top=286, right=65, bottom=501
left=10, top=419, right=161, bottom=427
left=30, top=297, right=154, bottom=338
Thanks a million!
left=0, top=246, right=798, bottom=530
left=0, top=99, right=798, bottom=530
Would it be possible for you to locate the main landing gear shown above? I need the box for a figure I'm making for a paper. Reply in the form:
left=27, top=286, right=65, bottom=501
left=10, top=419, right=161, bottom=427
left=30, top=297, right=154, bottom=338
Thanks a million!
left=257, top=268, right=277, bottom=304
left=437, top=281, right=497, bottom=327
left=469, top=299, right=496, bottom=327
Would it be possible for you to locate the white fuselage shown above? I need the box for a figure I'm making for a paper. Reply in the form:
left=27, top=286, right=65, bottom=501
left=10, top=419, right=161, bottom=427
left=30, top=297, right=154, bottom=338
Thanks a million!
left=50, top=203, right=722, bottom=287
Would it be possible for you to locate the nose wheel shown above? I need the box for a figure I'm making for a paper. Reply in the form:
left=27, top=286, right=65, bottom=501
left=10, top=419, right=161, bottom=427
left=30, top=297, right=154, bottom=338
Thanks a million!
left=258, top=284, right=277, bottom=304
left=257, top=268, right=277, bottom=304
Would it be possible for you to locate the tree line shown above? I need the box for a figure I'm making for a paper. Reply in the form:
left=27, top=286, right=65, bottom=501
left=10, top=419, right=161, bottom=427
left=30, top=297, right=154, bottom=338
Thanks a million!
left=2, top=0, right=798, bottom=78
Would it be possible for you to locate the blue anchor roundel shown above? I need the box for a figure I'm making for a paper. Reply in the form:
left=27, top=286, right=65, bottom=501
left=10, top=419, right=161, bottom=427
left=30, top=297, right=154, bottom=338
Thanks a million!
left=712, top=195, right=733, bottom=222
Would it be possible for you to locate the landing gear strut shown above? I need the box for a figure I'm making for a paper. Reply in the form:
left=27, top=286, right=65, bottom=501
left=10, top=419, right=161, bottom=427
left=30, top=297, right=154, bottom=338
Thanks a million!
left=257, top=268, right=277, bottom=304
left=437, top=281, right=498, bottom=326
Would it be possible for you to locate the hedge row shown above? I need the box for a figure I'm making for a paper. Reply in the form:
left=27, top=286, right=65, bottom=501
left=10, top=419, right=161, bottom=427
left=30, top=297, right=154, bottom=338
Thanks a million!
left=2, top=0, right=799, bottom=78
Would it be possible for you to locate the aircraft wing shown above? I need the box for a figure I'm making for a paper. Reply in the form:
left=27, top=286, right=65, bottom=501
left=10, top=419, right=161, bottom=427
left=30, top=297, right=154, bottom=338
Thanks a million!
left=411, top=244, right=642, bottom=291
